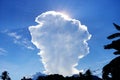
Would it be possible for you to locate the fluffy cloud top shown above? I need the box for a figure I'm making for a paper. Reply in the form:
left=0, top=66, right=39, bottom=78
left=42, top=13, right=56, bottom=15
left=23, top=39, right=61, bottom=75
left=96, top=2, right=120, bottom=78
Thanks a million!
left=29, top=11, right=91, bottom=76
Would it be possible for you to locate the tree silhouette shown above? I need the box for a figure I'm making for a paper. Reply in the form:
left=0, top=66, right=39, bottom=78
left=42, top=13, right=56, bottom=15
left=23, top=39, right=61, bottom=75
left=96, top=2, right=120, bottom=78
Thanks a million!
left=21, top=76, right=32, bottom=80
left=104, top=23, right=120, bottom=55
left=107, top=23, right=120, bottom=39
left=84, top=69, right=92, bottom=80
left=102, top=56, right=120, bottom=80
left=1, top=71, right=11, bottom=80
left=103, top=23, right=120, bottom=80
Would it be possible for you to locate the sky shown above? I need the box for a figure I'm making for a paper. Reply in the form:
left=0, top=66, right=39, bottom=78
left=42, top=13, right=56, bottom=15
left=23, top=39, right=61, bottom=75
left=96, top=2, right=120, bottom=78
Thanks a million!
left=0, top=0, right=120, bottom=80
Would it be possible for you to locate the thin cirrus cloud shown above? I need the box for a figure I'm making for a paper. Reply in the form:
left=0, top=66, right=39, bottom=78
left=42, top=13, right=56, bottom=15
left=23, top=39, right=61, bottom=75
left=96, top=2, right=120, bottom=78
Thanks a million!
left=0, top=48, right=7, bottom=56
left=29, top=11, right=91, bottom=76
left=3, top=29, right=35, bottom=50
left=7, top=32, right=21, bottom=40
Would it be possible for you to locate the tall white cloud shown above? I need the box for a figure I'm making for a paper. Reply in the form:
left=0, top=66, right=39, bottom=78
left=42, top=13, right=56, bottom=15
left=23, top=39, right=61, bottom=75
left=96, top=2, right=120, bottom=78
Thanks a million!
left=29, top=11, right=91, bottom=76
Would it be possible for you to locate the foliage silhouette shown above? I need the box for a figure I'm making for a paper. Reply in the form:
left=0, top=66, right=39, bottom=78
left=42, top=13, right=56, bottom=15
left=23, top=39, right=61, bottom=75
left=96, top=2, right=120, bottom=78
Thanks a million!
left=1, top=71, right=11, bottom=80
left=36, top=69, right=102, bottom=80
left=113, top=23, right=120, bottom=31
left=21, top=76, right=32, bottom=80
left=102, top=56, right=120, bottom=80
left=84, top=69, right=92, bottom=80
left=104, top=39, right=120, bottom=55
left=103, top=23, right=120, bottom=80
left=104, top=23, right=120, bottom=55
left=107, top=23, right=120, bottom=39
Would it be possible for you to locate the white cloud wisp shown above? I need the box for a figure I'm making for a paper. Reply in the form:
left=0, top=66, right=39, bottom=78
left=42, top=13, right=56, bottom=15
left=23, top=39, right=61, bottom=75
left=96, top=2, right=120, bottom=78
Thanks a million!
left=4, top=29, right=35, bottom=50
left=29, top=11, right=91, bottom=76
left=0, top=48, right=7, bottom=56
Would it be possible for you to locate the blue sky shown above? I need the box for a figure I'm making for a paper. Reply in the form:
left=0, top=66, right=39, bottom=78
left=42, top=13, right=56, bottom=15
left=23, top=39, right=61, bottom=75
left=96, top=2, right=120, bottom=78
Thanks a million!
left=0, top=0, right=120, bottom=79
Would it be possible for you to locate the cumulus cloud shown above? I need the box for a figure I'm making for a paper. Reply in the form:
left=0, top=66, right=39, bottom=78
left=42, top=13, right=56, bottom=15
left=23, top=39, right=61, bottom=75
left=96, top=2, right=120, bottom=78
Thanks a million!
left=29, top=11, right=91, bottom=76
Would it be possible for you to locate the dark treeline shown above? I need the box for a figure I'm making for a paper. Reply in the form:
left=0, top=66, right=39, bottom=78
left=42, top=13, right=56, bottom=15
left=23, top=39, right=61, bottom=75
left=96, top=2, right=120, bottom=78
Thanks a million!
left=0, top=69, right=102, bottom=80
left=36, top=69, right=102, bottom=80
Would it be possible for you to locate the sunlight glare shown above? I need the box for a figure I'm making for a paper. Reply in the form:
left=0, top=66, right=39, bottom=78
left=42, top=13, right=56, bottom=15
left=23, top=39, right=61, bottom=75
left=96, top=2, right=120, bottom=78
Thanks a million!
left=59, top=11, right=71, bottom=20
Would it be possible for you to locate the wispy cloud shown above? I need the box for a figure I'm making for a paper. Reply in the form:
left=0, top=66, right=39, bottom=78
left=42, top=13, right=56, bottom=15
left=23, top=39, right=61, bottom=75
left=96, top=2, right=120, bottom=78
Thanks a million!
left=0, top=48, right=7, bottom=56
left=14, top=38, right=35, bottom=50
left=3, top=29, right=35, bottom=50
left=8, top=32, right=21, bottom=39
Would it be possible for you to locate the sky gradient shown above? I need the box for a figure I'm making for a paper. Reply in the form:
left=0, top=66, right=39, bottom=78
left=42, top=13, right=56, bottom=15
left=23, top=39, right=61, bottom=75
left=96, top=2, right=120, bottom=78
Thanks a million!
left=0, top=0, right=120, bottom=80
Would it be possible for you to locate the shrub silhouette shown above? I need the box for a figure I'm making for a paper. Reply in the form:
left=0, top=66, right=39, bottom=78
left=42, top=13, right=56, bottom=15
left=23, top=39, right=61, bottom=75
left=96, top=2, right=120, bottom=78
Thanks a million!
left=21, top=76, right=32, bottom=80
left=1, top=71, right=11, bottom=80
left=103, top=23, right=120, bottom=80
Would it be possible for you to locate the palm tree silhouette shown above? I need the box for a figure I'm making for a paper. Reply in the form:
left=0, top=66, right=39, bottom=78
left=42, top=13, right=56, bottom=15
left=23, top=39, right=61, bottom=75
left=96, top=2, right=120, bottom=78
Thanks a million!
left=107, top=23, right=120, bottom=39
left=104, top=23, right=120, bottom=55
left=103, top=23, right=120, bottom=80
